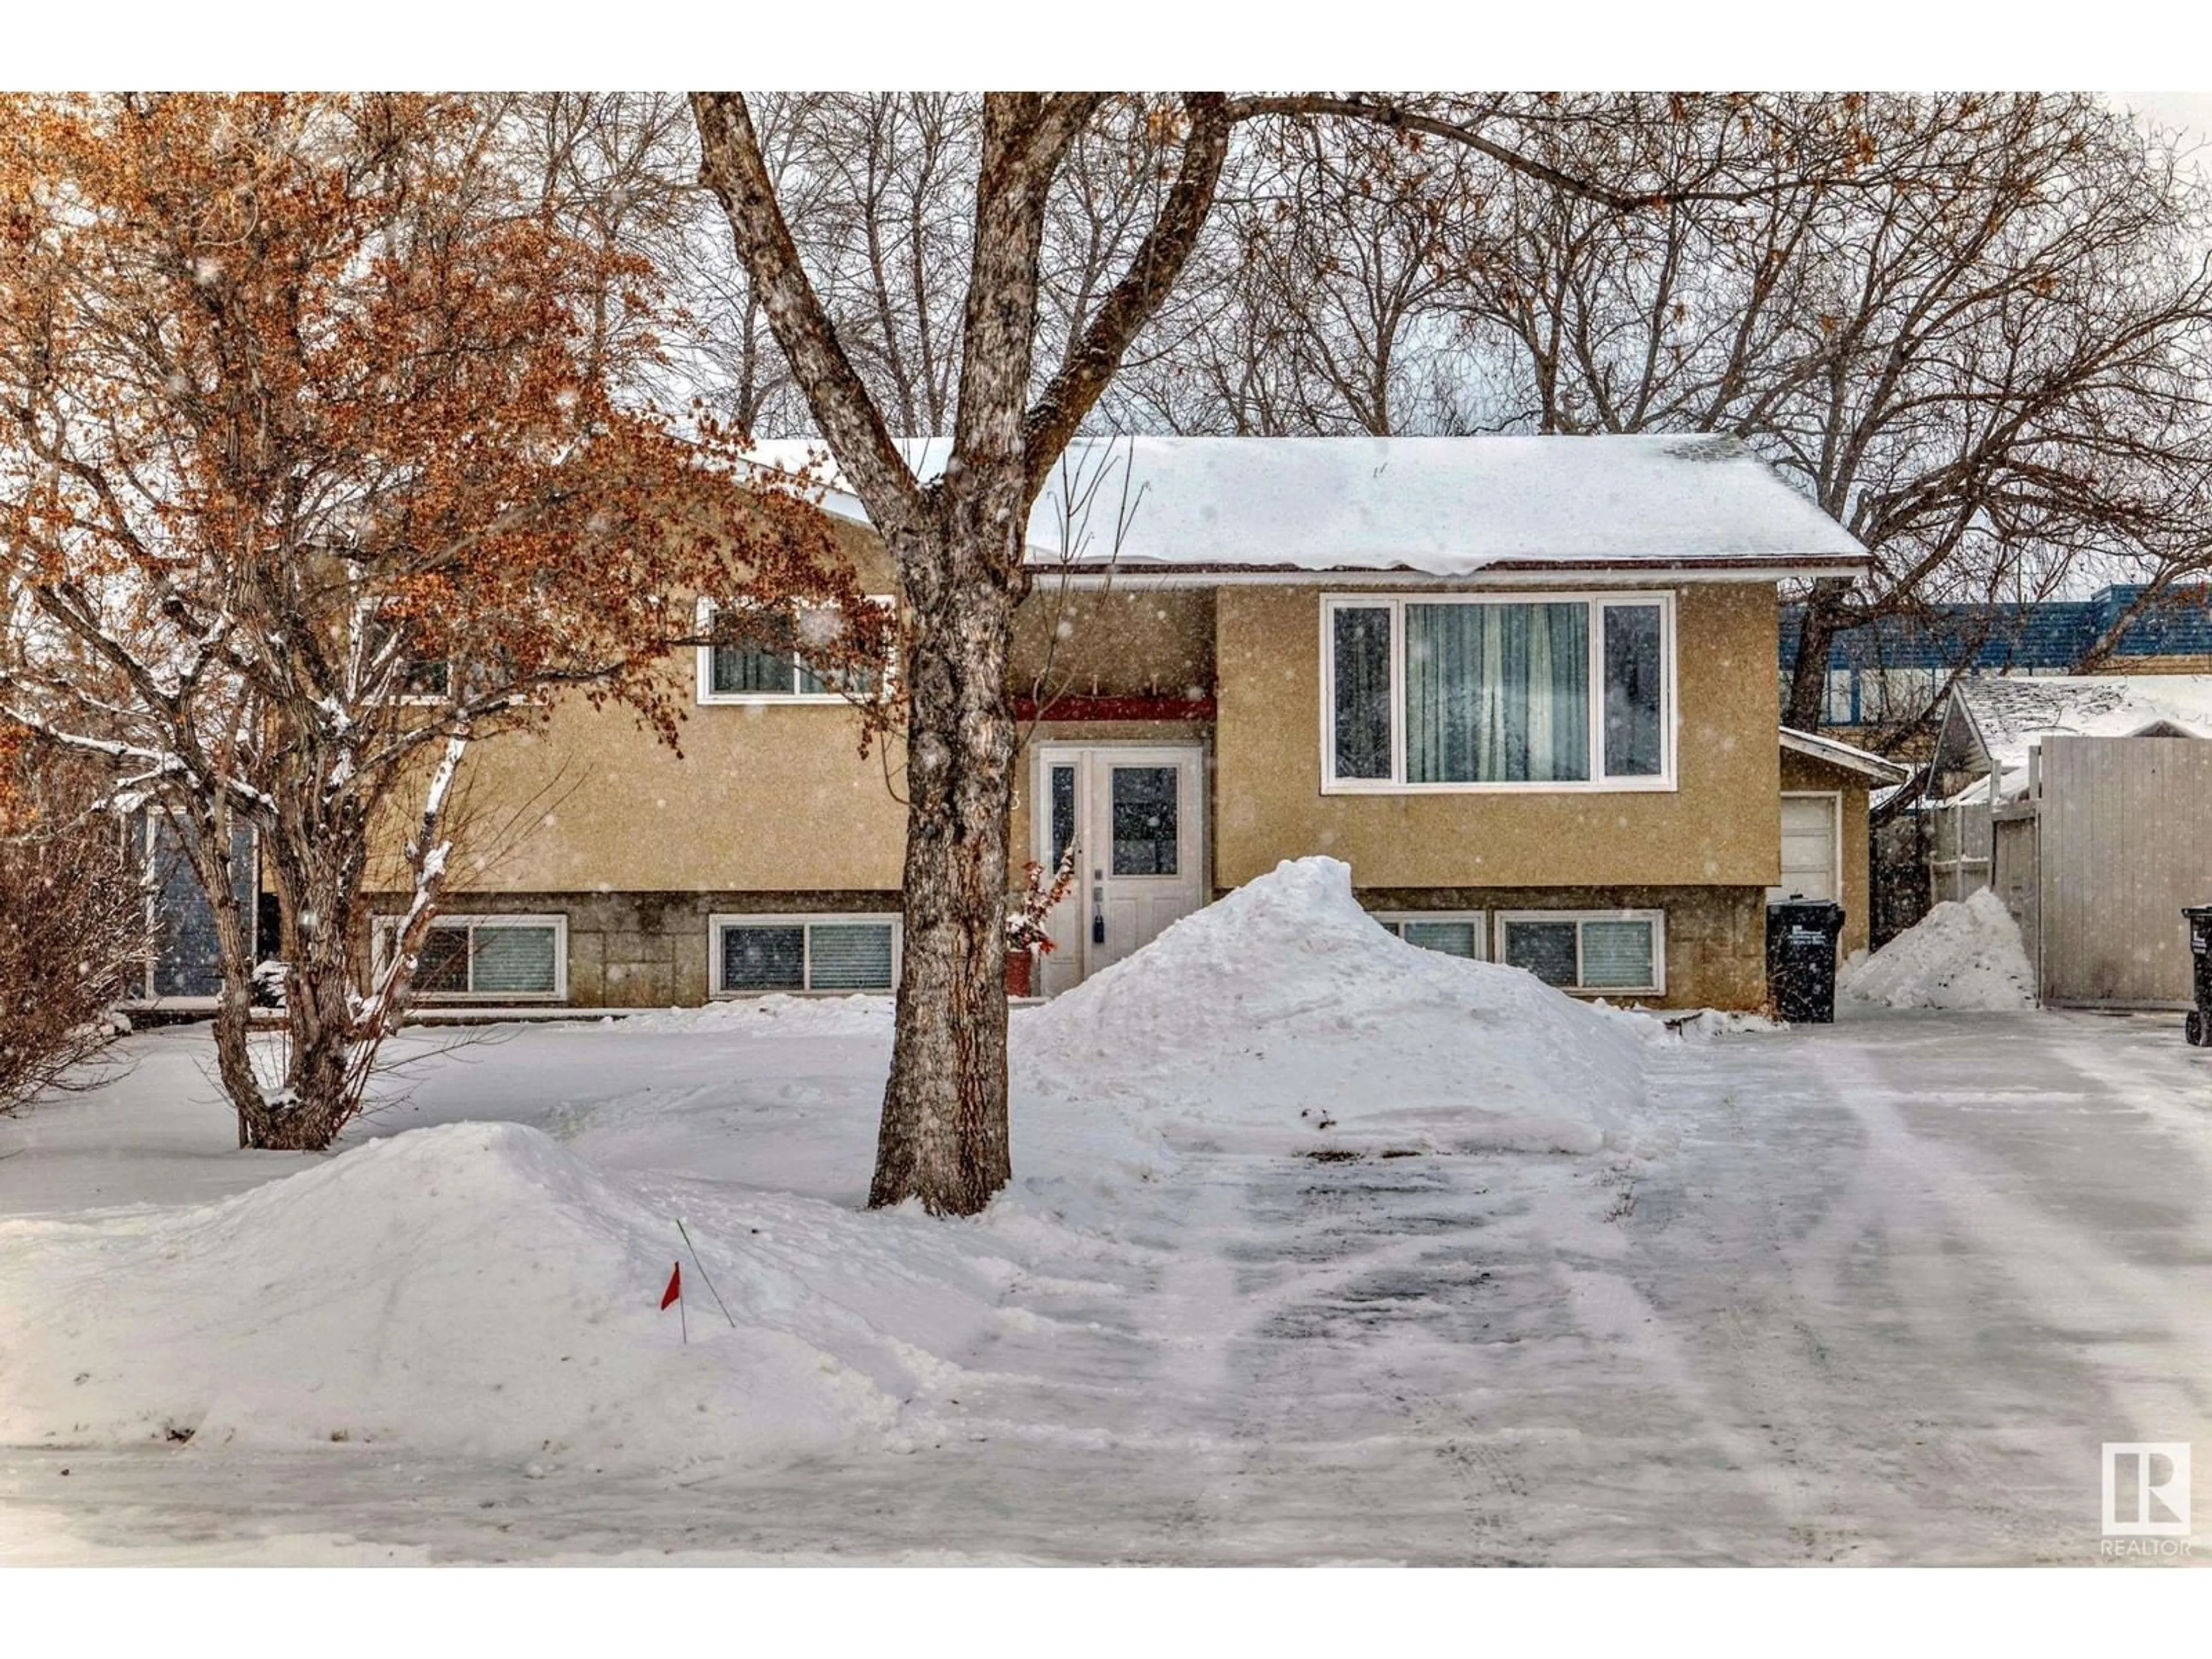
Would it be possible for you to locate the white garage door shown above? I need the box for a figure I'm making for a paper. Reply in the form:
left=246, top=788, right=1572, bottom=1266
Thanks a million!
left=1770, top=793, right=1839, bottom=904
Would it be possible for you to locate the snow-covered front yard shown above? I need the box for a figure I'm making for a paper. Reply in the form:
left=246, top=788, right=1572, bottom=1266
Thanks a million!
left=2, top=865, right=2209, bottom=1565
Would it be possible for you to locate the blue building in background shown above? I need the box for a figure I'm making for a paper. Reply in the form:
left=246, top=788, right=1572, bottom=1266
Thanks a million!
left=1779, top=585, right=2212, bottom=726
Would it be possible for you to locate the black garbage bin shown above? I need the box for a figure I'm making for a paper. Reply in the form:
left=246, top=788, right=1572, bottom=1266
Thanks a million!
left=2183, top=906, right=2212, bottom=1046
left=1767, top=899, right=1846, bottom=1024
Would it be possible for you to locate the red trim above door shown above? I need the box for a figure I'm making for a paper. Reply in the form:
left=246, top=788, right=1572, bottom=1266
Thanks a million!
left=1017, top=694, right=1215, bottom=724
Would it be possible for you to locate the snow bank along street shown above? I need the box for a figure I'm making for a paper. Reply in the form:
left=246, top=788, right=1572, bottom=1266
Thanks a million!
left=2, top=862, right=2209, bottom=1563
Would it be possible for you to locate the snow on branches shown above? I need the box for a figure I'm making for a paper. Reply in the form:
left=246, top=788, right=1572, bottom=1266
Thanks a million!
left=0, top=94, right=885, bottom=1148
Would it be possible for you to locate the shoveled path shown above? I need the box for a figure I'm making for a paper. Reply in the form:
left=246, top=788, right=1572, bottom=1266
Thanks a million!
left=5, top=1009, right=2209, bottom=1563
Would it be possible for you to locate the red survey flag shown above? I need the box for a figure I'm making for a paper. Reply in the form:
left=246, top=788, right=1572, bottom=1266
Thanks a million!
left=660, top=1262, right=682, bottom=1310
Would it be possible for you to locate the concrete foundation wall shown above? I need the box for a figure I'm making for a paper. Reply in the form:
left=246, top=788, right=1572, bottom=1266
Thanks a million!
left=369, top=888, right=899, bottom=1008
left=374, top=878, right=1769, bottom=1012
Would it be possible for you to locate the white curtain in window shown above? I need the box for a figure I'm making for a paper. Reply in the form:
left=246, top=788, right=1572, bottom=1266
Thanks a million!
left=1405, top=604, right=1589, bottom=783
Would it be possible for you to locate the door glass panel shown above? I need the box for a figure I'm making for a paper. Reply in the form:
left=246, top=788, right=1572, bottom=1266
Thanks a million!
left=722, top=925, right=805, bottom=991
left=1502, top=919, right=1578, bottom=987
left=1109, top=766, right=1179, bottom=876
left=1602, top=604, right=1664, bottom=777
left=1050, top=764, right=1077, bottom=870
left=1580, top=921, right=1656, bottom=990
left=1399, top=919, right=1480, bottom=959
left=807, top=922, right=896, bottom=991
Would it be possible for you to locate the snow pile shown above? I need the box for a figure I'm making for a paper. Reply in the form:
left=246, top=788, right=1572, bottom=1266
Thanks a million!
left=1840, top=889, right=2037, bottom=1012
left=0, top=1121, right=1007, bottom=1468
left=1014, top=858, right=1652, bottom=1156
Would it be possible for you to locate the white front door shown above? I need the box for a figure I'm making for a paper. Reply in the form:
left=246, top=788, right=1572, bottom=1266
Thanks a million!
left=1032, top=744, right=1206, bottom=995
left=1771, top=792, right=1842, bottom=904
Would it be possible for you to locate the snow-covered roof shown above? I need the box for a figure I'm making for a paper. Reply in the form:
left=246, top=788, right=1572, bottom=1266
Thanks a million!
left=737, top=434, right=1868, bottom=579
left=1944, top=675, right=2212, bottom=803
left=1779, top=725, right=1912, bottom=784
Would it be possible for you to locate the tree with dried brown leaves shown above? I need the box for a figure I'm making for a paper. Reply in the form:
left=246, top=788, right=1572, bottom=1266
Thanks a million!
left=0, top=93, right=876, bottom=1150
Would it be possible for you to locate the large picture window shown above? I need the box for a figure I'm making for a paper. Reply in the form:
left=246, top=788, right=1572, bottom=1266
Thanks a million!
left=1323, top=593, right=1674, bottom=791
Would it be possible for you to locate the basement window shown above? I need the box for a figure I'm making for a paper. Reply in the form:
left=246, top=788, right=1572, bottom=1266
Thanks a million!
left=376, top=915, right=566, bottom=1000
left=1373, top=912, right=1488, bottom=960
left=711, top=914, right=900, bottom=995
left=1497, top=910, right=1664, bottom=997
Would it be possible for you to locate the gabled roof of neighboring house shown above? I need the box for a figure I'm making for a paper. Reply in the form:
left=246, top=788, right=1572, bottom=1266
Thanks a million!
left=1779, top=725, right=1912, bottom=784
left=737, top=434, right=1868, bottom=581
left=1936, top=675, right=2212, bottom=804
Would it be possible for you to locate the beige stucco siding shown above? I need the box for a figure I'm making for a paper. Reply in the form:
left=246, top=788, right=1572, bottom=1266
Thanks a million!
left=1779, top=748, right=1875, bottom=960
left=1010, top=586, right=1215, bottom=699
left=429, top=680, right=908, bottom=895
left=1211, top=582, right=1783, bottom=891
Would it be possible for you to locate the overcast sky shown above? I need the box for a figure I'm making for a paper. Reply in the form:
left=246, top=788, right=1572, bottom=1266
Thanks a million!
left=2112, top=90, right=2212, bottom=152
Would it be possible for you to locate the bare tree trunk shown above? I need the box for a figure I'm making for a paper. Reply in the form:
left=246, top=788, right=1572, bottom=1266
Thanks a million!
left=694, top=89, right=1231, bottom=1217
left=262, top=834, right=369, bottom=1152
left=1785, top=578, right=1854, bottom=730
left=869, top=520, right=1018, bottom=1211
left=178, top=804, right=269, bottom=1150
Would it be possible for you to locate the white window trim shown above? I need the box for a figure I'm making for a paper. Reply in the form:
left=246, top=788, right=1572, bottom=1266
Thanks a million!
left=1372, top=910, right=1490, bottom=961
left=696, top=595, right=895, bottom=706
left=374, top=912, right=569, bottom=1002
left=709, top=911, right=904, bottom=997
left=1319, top=590, right=1678, bottom=794
left=1495, top=908, right=1667, bottom=997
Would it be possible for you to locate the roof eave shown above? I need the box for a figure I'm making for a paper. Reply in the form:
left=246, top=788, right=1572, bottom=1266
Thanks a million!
left=1025, top=553, right=1868, bottom=587
left=1778, top=725, right=1912, bottom=783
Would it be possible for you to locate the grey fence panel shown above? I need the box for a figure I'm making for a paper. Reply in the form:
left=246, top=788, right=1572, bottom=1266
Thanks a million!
left=2037, top=736, right=2212, bottom=1007
left=1991, top=814, right=2040, bottom=999
left=1927, top=798, right=1993, bottom=903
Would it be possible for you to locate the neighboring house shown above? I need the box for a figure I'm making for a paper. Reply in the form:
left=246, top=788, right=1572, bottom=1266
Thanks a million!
left=369, top=434, right=1876, bottom=1012
left=1780, top=585, right=2212, bottom=728
left=1924, top=675, right=2212, bottom=1006
left=125, top=808, right=257, bottom=1006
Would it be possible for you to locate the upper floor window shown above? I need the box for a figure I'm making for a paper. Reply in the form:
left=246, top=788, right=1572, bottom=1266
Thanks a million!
left=1323, top=593, right=1675, bottom=792
left=698, top=599, right=888, bottom=705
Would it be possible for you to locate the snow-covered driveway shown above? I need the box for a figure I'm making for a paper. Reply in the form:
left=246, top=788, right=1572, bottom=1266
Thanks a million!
left=3, top=1007, right=2209, bottom=1564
